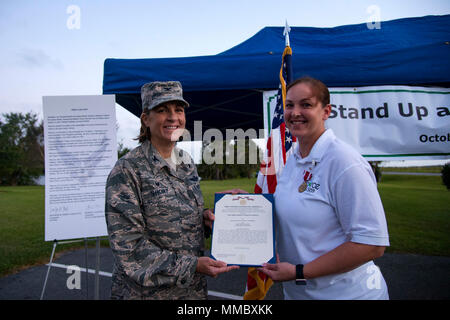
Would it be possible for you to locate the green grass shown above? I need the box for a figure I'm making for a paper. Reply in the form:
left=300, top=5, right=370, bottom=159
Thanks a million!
left=381, top=166, right=444, bottom=173
left=377, top=175, right=450, bottom=256
left=0, top=186, right=106, bottom=277
left=0, top=175, right=449, bottom=277
left=0, top=186, right=50, bottom=276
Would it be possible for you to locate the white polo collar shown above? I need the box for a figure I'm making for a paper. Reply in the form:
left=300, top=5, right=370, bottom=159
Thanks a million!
left=293, top=129, right=336, bottom=165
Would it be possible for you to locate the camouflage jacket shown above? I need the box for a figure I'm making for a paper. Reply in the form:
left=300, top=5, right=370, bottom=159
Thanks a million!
left=105, top=140, right=207, bottom=299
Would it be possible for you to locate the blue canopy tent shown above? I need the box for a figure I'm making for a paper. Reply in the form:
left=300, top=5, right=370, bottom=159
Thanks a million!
left=103, top=14, right=450, bottom=136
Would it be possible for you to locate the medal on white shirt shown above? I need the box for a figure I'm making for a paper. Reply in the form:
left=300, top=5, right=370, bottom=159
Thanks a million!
left=298, top=169, right=313, bottom=193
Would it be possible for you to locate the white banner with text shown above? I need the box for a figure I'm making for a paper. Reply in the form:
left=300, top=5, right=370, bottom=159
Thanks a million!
left=263, top=85, right=450, bottom=160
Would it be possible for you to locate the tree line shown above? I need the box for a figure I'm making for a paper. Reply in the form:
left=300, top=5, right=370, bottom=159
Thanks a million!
left=196, top=139, right=260, bottom=180
left=0, top=112, right=44, bottom=185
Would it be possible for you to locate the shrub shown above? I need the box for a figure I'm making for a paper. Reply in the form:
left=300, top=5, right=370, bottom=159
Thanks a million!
left=370, top=161, right=382, bottom=183
left=442, top=163, right=450, bottom=190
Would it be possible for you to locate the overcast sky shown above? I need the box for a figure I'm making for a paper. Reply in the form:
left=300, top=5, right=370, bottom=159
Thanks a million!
left=1, top=0, right=449, bottom=165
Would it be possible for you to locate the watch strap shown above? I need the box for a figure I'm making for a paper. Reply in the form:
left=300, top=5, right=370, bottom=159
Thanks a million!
left=295, top=264, right=307, bottom=285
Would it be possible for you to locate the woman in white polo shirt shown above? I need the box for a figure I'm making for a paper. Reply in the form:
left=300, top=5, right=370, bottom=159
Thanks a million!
left=259, top=77, right=390, bottom=299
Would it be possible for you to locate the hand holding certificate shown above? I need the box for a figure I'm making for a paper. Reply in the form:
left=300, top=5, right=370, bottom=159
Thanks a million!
left=210, top=193, right=275, bottom=267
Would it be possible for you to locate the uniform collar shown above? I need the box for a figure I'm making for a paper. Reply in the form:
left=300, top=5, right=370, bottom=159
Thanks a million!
left=142, top=140, right=195, bottom=178
left=293, top=129, right=335, bottom=165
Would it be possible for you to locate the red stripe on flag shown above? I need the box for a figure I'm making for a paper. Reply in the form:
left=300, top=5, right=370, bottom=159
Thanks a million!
left=280, top=122, right=287, bottom=164
left=247, top=273, right=257, bottom=289
left=267, top=172, right=277, bottom=194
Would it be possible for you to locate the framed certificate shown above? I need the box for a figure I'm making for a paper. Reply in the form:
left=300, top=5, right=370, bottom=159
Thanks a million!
left=210, top=193, right=276, bottom=267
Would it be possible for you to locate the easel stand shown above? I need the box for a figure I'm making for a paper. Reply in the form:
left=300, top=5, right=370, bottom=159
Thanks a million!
left=40, top=237, right=104, bottom=300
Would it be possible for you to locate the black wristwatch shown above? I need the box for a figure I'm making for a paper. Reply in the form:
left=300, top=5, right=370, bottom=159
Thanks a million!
left=295, top=264, right=307, bottom=285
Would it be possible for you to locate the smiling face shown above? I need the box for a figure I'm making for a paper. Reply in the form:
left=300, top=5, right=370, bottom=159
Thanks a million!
left=141, top=101, right=186, bottom=147
left=284, top=82, right=331, bottom=146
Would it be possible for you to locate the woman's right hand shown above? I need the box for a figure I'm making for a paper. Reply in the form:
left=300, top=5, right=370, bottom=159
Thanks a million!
left=196, top=257, right=239, bottom=278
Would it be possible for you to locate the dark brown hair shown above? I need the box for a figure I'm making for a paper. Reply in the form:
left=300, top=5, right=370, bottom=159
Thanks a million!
left=135, top=108, right=151, bottom=143
left=286, top=76, right=330, bottom=107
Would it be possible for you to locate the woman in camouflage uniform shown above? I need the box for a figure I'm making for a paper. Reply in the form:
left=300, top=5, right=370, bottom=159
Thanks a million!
left=105, top=81, right=238, bottom=299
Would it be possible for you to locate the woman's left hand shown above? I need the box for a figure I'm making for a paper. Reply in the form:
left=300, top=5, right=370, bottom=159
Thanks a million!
left=258, top=255, right=296, bottom=282
left=203, top=209, right=215, bottom=230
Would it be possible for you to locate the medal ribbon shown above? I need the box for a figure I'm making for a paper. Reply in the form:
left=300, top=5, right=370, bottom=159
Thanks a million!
left=303, top=170, right=312, bottom=183
left=299, top=162, right=317, bottom=193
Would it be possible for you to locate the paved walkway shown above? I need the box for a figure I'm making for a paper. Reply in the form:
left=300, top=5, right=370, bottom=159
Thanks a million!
left=0, top=247, right=449, bottom=300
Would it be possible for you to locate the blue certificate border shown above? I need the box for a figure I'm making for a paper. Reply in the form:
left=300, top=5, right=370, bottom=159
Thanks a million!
left=210, top=193, right=276, bottom=267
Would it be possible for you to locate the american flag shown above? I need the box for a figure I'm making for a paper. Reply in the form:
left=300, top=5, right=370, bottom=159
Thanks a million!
left=243, top=44, right=296, bottom=300
left=255, top=43, right=296, bottom=194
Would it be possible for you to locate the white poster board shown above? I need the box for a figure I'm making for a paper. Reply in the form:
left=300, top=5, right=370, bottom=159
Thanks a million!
left=43, top=95, right=117, bottom=241
left=263, top=85, right=450, bottom=161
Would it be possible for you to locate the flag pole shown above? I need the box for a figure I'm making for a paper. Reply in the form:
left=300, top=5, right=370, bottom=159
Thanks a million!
left=283, top=20, right=291, bottom=47
left=262, top=21, right=291, bottom=192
